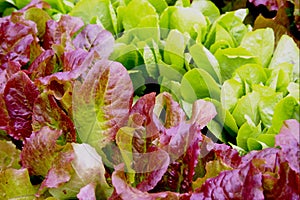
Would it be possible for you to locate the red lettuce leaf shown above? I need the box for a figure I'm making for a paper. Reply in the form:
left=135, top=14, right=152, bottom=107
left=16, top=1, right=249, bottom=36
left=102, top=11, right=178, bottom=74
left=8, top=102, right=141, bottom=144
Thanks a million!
left=4, top=71, right=39, bottom=140
left=0, top=94, right=9, bottom=132
left=62, top=49, right=89, bottom=72
left=0, top=19, right=35, bottom=68
left=40, top=143, right=111, bottom=199
left=249, top=0, right=279, bottom=11
left=192, top=120, right=300, bottom=199
left=155, top=92, right=186, bottom=129
left=0, top=61, right=20, bottom=94
left=73, top=24, right=114, bottom=59
left=32, top=92, right=76, bottom=143
left=21, top=126, right=63, bottom=176
left=28, top=49, right=55, bottom=80
left=129, top=93, right=164, bottom=146
left=43, top=15, right=84, bottom=50
left=77, top=183, right=97, bottom=200
left=38, top=143, right=74, bottom=194
left=73, top=59, right=133, bottom=151
left=192, top=159, right=265, bottom=200
left=110, top=164, right=190, bottom=200
left=155, top=123, right=201, bottom=193
left=275, top=119, right=300, bottom=173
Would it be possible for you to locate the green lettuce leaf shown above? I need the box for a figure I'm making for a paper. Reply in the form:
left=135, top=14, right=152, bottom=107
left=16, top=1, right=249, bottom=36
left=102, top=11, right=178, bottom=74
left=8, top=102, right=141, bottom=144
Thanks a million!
left=221, top=79, right=244, bottom=112
left=69, top=0, right=117, bottom=34
left=189, top=43, right=221, bottom=83
left=191, top=0, right=220, bottom=23
left=160, top=6, right=207, bottom=40
left=204, top=9, right=249, bottom=49
left=240, top=28, right=274, bottom=68
left=180, top=68, right=221, bottom=103
left=232, top=91, right=261, bottom=127
left=268, top=35, right=300, bottom=82
left=234, top=64, right=267, bottom=85
left=214, top=47, right=260, bottom=81
left=117, top=0, right=158, bottom=31
left=0, top=140, right=21, bottom=170
left=266, top=63, right=294, bottom=95
left=0, top=168, right=36, bottom=200
left=164, top=29, right=187, bottom=68
left=271, top=96, right=299, bottom=133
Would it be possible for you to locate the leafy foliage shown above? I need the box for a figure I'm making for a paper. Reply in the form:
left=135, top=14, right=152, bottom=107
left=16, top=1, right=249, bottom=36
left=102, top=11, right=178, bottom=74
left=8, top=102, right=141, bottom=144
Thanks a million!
left=0, top=0, right=299, bottom=199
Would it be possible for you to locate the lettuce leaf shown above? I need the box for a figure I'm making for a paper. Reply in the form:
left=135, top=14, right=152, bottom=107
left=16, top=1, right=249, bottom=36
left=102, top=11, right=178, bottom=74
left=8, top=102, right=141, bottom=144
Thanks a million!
left=240, top=28, right=274, bottom=68
left=44, top=143, right=112, bottom=199
left=0, top=140, right=21, bottom=170
left=0, top=168, right=37, bottom=200
left=4, top=71, right=39, bottom=140
left=21, top=126, right=63, bottom=176
left=73, top=59, right=133, bottom=153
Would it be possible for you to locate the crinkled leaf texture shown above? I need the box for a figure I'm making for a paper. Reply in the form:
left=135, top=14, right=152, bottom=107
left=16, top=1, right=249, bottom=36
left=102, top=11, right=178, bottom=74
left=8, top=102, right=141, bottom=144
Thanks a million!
left=21, top=126, right=63, bottom=176
left=0, top=18, right=35, bottom=68
left=32, top=92, right=76, bottom=143
left=192, top=120, right=300, bottom=199
left=73, top=24, right=114, bottom=59
left=73, top=59, right=133, bottom=153
left=275, top=119, right=300, bottom=173
left=43, top=15, right=84, bottom=50
left=4, top=71, right=39, bottom=140
left=111, top=94, right=217, bottom=198
left=40, top=143, right=112, bottom=199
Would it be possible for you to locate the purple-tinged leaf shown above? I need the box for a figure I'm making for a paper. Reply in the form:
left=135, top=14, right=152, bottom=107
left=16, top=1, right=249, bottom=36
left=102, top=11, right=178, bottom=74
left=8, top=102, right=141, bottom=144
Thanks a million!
left=38, top=143, right=74, bottom=196
left=0, top=19, right=34, bottom=68
left=63, top=49, right=89, bottom=72
left=73, top=59, right=133, bottom=151
left=189, top=99, right=217, bottom=129
left=110, top=164, right=189, bottom=200
left=193, top=159, right=233, bottom=190
left=4, top=71, right=39, bottom=140
left=212, top=143, right=242, bottom=168
left=32, top=92, right=76, bottom=143
left=19, top=0, right=50, bottom=12
left=21, top=126, right=63, bottom=176
left=4, top=12, right=43, bottom=65
left=275, top=119, right=300, bottom=173
left=28, top=49, right=55, bottom=80
left=155, top=123, right=201, bottom=193
left=192, top=159, right=265, bottom=200
left=43, top=15, right=84, bottom=50
left=73, top=24, right=114, bottom=59
left=264, top=160, right=300, bottom=199
left=0, top=94, right=9, bottom=132
left=0, top=61, right=20, bottom=94
left=42, top=143, right=111, bottom=199
left=35, top=51, right=97, bottom=88
left=155, top=92, right=186, bottom=129
left=77, top=183, right=97, bottom=200
left=129, top=93, right=164, bottom=143
left=133, top=147, right=170, bottom=192
left=249, top=0, right=279, bottom=11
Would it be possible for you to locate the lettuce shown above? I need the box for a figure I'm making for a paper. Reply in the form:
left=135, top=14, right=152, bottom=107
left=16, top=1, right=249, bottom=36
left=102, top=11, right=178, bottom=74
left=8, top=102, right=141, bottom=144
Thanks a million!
left=0, top=1, right=299, bottom=199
